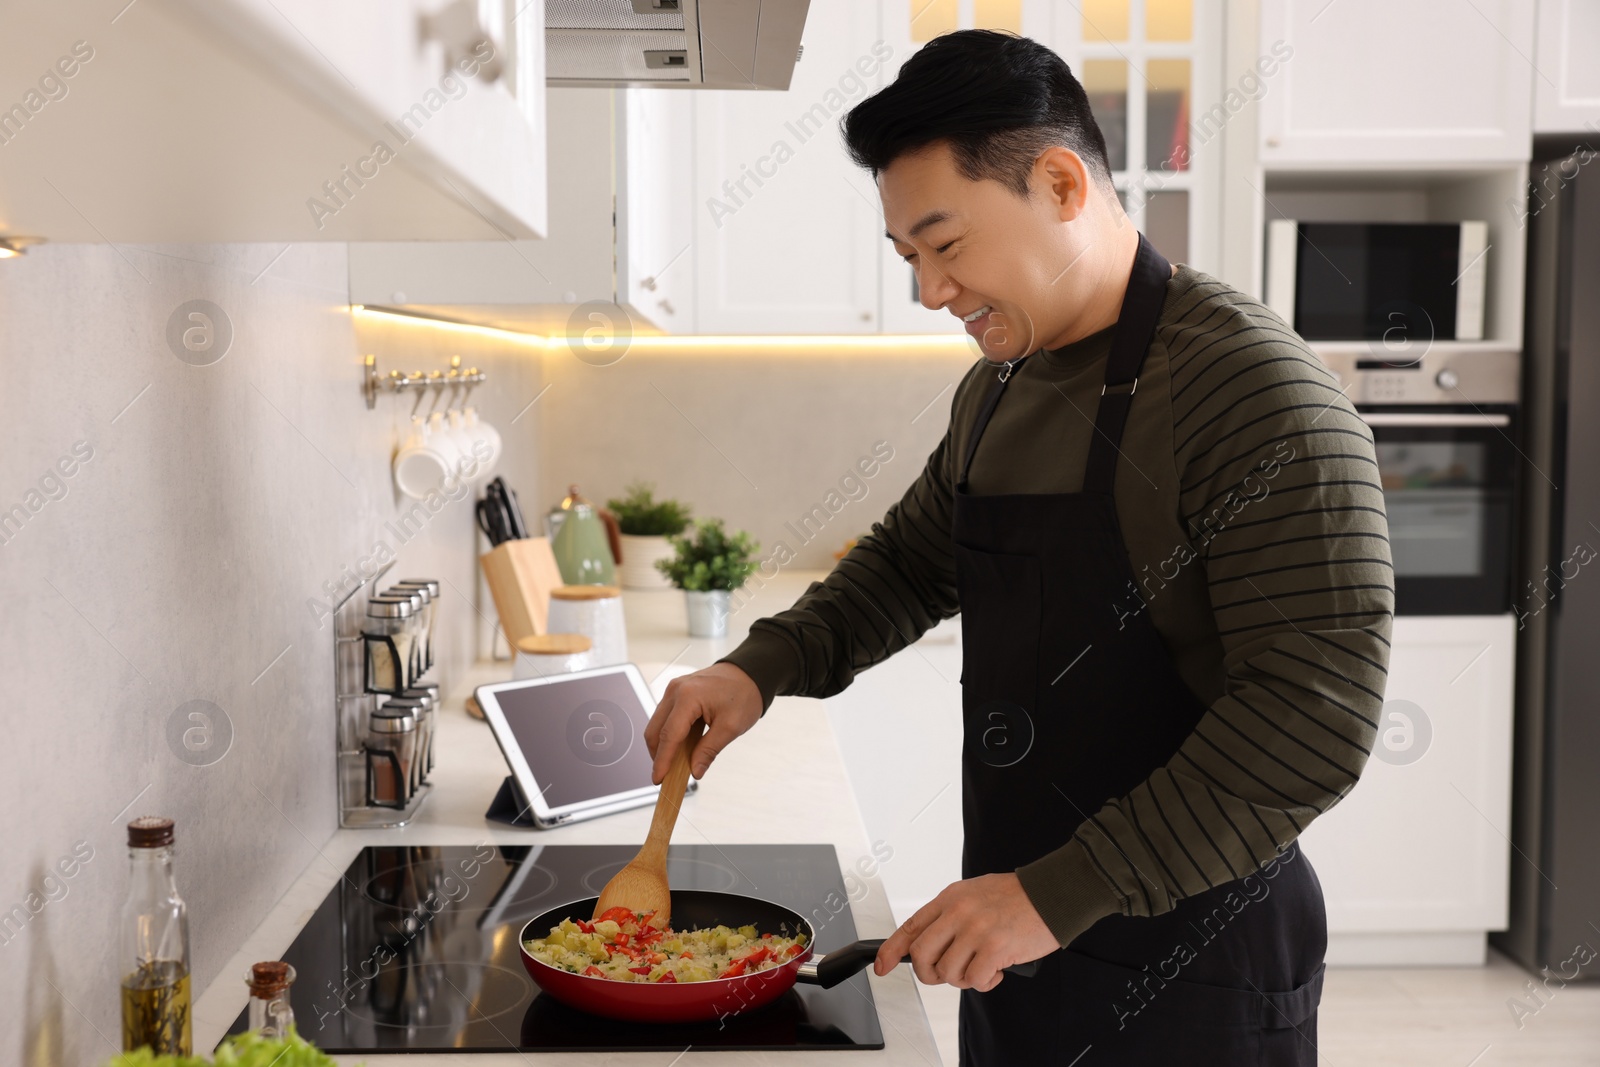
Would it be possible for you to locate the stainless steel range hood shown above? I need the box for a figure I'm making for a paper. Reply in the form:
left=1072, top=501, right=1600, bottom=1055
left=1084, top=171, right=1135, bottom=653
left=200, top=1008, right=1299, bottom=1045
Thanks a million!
left=546, top=0, right=810, bottom=89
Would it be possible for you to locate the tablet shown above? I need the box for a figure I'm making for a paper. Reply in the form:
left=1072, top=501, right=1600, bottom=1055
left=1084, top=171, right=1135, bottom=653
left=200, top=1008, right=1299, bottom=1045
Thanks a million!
left=475, top=664, right=695, bottom=829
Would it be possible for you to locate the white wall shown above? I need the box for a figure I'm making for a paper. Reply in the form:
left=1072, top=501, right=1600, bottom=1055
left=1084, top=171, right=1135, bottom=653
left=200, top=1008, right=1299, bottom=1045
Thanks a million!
left=0, top=243, right=541, bottom=1067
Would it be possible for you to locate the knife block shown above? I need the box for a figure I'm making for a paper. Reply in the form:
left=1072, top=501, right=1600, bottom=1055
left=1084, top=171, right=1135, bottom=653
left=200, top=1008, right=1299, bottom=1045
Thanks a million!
left=479, top=537, right=564, bottom=648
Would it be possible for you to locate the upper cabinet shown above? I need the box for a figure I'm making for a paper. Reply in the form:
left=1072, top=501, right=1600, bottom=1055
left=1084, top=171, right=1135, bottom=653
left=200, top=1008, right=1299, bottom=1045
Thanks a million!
left=1257, top=0, right=1534, bottom=166
left=618, top=88, right=699, bottom=334
left=1533, top=0, right=1600, bottom=133
left=347, top=86, right=672, bottom=329
left=689, top=0, right=885, bottom=334
left=348, top=86, right=694, bottom=336
left=1, top=0, right=546, bottom=243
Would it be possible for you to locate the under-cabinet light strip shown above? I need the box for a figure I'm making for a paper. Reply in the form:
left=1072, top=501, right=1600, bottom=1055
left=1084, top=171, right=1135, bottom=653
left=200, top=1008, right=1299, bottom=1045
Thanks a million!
left=350, top=304, right=979, bottom=350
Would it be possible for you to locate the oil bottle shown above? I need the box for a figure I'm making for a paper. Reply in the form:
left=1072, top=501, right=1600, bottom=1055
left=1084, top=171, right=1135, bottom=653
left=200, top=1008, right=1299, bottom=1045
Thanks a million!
left=120, top=816, right=191, bottom=1056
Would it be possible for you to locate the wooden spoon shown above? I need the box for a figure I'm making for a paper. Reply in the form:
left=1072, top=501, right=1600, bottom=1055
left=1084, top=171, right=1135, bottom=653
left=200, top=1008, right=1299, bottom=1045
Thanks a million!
left=592, top=719, right=704, bottom=929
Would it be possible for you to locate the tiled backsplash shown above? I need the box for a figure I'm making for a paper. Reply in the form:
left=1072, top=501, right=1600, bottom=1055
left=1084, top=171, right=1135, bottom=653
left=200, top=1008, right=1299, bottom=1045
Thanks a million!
left=535, top=341, right=973, bottom=572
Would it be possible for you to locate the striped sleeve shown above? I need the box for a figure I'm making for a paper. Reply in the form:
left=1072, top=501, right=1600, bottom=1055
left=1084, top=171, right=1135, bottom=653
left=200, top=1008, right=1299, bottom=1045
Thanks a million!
left=1019, top=287, right=1395, bottom=941
left=715, top=366, right=978, bottom=710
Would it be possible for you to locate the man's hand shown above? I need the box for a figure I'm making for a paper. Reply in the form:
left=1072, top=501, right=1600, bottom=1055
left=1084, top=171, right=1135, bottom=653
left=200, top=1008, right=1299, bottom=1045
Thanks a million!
left=873, top=873, right=1056, bottom=991
left=643, top=662, right=763, bottom=784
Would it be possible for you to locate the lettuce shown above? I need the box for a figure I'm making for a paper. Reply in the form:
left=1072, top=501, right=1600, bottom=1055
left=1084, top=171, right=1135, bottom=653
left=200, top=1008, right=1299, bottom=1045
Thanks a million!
left=107, top=1028, right=354, bottom=1067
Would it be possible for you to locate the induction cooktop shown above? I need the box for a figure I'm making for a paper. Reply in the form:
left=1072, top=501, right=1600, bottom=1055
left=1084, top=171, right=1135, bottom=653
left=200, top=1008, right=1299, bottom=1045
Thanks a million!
left=225, top=844, right=887, bottom=1053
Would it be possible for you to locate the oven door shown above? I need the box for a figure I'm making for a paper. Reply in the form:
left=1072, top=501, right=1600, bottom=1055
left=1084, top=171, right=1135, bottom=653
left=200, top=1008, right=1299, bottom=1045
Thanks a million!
left=1358, top=406, right=1517, bottom=615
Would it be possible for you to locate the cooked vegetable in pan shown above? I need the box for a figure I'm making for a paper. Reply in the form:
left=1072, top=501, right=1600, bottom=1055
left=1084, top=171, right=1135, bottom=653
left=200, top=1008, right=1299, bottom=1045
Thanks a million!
left=523, top=906, right=807, bottom=983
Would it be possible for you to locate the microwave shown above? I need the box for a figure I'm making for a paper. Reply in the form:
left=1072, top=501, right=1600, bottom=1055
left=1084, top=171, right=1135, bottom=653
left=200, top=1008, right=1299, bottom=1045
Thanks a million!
left=1266, top=220, right=1488, bottom=343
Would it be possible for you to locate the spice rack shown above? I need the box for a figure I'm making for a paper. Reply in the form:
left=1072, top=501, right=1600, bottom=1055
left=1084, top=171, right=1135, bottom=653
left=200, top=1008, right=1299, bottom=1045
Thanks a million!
left=333, top=559, right=432, bottom=828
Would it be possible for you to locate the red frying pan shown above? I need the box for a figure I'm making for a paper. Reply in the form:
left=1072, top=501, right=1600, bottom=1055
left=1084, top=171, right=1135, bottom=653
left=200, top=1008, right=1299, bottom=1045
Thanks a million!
left=518, top=889, right=1040, bottom=1024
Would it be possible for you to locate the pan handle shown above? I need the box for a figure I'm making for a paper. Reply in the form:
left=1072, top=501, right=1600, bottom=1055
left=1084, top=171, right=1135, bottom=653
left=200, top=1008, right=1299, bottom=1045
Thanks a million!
left=796, top=938, right=1042, bottom=990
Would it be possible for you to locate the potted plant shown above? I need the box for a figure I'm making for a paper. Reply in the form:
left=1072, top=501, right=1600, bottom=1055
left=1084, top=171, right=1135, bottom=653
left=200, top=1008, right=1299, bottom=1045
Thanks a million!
left=606, top=481, right=693, bottom=589
left=657, top=518, right=759, bottom=637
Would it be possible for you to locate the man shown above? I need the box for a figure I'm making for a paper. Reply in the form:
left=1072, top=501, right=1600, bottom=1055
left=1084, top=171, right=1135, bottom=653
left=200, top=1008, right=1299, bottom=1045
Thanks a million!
left=644, top=30, right=1392, bottom=1065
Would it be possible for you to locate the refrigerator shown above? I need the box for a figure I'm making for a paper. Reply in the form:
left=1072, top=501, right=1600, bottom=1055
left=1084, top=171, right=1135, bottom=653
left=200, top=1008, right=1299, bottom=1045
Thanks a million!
left=1494, top=140, right=1600, bottom=976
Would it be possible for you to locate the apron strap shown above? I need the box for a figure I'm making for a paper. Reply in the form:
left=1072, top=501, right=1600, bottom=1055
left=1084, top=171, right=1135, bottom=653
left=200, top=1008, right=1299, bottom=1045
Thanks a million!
left=1082, top=233, right=1172, bottom=496
left=958, top=233, right=1171, bottom=492
left=957, top=357, right=1026, bottom=487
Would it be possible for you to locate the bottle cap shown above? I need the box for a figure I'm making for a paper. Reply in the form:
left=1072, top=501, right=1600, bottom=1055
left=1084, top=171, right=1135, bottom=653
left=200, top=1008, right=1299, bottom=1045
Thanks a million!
left=366, top=596, right=414, bottom=618
left=383, top=587, right=427, bottom=609
left=395, top=579, right=441, bottom=597
left=247, top=960, right=293, bottom=998
left=127, top=816, right=175, bottom=849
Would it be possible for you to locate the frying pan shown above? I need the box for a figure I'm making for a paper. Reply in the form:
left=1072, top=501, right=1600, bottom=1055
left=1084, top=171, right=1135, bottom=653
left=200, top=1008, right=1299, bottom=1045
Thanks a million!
left=518, top=890, right=1040, bottom=1024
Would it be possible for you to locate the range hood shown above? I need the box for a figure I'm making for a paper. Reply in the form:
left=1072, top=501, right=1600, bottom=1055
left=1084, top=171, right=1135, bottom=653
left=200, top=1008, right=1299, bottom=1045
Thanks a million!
left=546, top=0, right=809, bottom=89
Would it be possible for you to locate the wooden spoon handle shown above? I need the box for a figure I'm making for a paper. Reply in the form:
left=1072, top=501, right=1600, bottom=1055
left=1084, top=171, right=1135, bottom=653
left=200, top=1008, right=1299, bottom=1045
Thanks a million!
left=637, top=720, right=703, bottom=869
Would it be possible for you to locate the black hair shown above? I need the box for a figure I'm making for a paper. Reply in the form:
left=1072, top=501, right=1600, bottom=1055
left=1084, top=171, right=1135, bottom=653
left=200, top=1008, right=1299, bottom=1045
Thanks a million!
left=842, top=30, right=1113, bottom=197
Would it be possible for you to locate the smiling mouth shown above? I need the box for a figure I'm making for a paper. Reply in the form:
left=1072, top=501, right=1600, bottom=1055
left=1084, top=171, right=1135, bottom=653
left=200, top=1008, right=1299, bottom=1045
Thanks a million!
left=960, top=305, right=992, bottom=323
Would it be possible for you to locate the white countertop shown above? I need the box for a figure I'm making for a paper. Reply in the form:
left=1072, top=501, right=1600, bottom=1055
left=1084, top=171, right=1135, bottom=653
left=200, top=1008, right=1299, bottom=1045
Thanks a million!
left=193, top=572, right=944, bottom=1065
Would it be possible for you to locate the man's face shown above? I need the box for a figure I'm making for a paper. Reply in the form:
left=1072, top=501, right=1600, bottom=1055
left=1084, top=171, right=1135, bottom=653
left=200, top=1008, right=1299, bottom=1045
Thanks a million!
left=879, top=141, right=1098, bottom=362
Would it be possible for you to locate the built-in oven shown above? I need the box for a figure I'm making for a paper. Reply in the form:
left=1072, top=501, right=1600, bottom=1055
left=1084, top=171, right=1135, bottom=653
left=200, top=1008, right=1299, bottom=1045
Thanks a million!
left=1318, top=347, right=1520, bottom=616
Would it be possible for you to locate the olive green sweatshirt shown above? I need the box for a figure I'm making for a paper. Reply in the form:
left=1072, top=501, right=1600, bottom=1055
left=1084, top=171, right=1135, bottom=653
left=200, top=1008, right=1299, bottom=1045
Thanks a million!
left=718, top=266, right=1394, bottom=950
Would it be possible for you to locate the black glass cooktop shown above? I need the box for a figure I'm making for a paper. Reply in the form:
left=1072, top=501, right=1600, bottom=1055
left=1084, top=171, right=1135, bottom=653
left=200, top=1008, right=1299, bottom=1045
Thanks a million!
left=225, top=844, right=886, bottom=1053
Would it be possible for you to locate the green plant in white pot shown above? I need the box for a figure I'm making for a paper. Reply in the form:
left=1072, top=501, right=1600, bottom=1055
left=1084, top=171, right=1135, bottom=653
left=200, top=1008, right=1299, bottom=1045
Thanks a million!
left=657, top=518, right=759, bottom=637
left=607, top=482, right=692, bottom=590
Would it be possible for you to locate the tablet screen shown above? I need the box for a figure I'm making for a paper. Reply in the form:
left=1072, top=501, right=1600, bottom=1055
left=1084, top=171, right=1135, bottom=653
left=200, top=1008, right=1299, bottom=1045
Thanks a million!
left=492, top=670, right=656, bottom=810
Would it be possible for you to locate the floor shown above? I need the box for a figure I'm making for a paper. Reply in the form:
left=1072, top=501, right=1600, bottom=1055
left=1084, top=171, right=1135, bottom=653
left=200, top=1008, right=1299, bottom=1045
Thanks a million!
left=916, top=950, right=1600, bottom=1066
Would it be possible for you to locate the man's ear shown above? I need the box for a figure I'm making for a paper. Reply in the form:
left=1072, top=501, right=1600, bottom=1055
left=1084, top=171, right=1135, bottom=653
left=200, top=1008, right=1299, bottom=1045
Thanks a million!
left=1034, top=146, right=1093, bottom=223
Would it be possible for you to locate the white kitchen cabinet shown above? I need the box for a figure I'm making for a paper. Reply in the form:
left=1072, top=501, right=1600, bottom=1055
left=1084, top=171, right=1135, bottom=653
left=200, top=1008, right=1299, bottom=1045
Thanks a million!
left=1258, top=0, right=1534, bottom=165
left=690, top=0, right=884, bottom=334
left=1533, top=0, right=1600, bottom=133
left=348, top=87, right=611, bottom=323
left=618, top=88, right=699, bottom=334
left=1295, top=614, right=1517, bottom=965
left=1, top=0, right=546, bottom=242
left=349, top=85, right=696, bottom=336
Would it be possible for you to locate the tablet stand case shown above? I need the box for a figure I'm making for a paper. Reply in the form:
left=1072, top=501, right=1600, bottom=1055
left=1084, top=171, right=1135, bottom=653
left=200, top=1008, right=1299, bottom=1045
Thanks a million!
left=485, top=775, right=541, bottom=827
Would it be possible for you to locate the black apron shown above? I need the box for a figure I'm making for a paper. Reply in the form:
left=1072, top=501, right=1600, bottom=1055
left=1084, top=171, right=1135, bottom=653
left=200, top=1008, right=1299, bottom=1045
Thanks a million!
left=954, top=234, right=1327, bottom=1066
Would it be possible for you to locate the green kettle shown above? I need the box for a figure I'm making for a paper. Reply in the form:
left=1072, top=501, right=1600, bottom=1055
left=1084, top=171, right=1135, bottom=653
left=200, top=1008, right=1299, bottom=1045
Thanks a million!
left=548, top=485, right=617, bottom=585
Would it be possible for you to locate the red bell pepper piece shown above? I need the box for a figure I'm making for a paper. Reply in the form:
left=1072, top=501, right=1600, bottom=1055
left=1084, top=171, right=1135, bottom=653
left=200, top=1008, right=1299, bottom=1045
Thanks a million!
left=575, top=919, right=595, bottom=934
left=654, top=970, right=677, bottom=983
left=598, top=906, right=636, bottom=926
left=582, top=965, right=605, bottom=977
left=628, top=965, right=652, bottom=975
left=722, top=957, right=748, bottom=978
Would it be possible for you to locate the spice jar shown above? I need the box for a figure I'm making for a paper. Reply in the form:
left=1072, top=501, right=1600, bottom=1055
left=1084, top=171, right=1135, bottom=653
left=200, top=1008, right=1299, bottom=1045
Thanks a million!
left=364, top=596, right=415, bottom=695
left=245, top=961, right=296, bottom=1039
left=366, top=702, right=418, bottom=808
left=404, top=680, right=441, bottom=779
left=381, top=587, right=427, bottom=684
left=513, top=633, right=595, bottom=680
left=393, top=579, right=440, bottom=672
left=396, top=689, right=434, bottom=796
